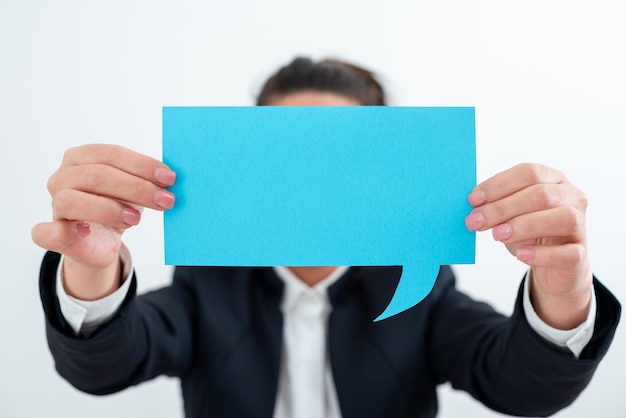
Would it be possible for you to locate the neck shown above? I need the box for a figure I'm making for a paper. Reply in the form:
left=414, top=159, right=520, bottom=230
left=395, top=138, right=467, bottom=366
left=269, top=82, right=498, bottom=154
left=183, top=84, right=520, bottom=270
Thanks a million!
left=287, top=266, right=338, bottom=286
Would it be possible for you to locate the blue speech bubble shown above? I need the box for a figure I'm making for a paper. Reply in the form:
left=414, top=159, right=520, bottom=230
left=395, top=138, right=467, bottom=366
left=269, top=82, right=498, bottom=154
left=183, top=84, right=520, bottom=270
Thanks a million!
left=163, top=106, right=475, bottom=320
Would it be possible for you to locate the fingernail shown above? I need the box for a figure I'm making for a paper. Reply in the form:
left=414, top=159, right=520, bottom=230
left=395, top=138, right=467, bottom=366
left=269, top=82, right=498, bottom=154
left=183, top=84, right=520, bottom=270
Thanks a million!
left=75, top=222, right=91, bottom=237
left=155, top=168, right=176, bottom=186
left=468, top=189, right=486, bottom=206
left=154, top=189, right=176, bottom=209
left=122, top=208, right=141, bottom=225
left=517, top=247, right=534, bottom=262
left=492, top=223, right=512, bottom=241
left=465, top=211, right=484, bottom=231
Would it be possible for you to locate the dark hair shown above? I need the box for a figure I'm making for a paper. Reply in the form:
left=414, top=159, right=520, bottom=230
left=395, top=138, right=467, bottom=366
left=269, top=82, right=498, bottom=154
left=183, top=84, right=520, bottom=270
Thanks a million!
left=256, top=57, right=386, bottom=106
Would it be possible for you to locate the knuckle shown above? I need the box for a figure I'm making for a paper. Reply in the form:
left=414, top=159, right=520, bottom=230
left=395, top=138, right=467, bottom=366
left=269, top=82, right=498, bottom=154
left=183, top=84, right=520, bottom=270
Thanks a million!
left=51, top=189, right=74, bottom=215
left=79, top=164, right=106, bottom=190
left=568, top=244, right=587, bottom=265
left=68, top=143, right=124, bottom=165
left=61, top=146, right=79, bottom=164
left=98, top=144, right=121, bottom=162
left=564, top=207, right=586, bottom=232
left=521, top=162, right=546, bottom=184
left=484, top=200, right=507, bottom=225
left=129, top=178, right=146, bottom=201
left=533, top=185, right=557, bottom=208
left=578, top=190, right=589, bottom=211
left=46, top=171, right=61, bottom=194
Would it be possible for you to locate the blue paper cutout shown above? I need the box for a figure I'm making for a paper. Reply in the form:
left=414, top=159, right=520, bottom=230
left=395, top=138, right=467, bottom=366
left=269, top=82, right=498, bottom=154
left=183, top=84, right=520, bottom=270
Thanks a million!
left=163, top=106, right=475, bottom=320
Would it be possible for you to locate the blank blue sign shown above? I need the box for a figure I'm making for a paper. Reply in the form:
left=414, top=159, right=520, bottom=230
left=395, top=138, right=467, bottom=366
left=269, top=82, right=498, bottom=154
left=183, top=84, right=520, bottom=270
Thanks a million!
left=163, top=106, right=475, bottom=320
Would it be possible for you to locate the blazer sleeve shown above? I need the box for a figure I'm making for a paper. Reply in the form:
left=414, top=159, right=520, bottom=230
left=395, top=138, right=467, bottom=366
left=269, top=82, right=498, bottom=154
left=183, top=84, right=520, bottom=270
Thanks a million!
left=428, top=271, right=621, bottom=417
left=39, top=251, right=196, bottom=395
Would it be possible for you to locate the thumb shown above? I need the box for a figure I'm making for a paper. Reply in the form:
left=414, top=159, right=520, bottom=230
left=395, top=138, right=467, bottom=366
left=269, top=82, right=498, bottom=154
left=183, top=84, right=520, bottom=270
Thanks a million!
left=31, top=221, right=91, bottom=253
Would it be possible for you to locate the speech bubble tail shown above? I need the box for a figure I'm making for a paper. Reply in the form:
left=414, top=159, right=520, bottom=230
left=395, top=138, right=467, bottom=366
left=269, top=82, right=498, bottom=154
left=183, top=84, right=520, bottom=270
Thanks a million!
left=374, top=262, right=440, bottom=322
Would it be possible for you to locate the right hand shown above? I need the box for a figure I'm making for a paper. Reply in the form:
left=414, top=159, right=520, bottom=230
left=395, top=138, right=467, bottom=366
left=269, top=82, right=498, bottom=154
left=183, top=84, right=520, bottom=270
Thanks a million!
left=31, top=144, right=176, bottom=271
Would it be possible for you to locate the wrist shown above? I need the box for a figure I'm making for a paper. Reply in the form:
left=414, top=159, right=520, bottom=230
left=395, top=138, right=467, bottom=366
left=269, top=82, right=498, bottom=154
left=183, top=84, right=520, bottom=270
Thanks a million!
left=62, top=255, right=122, bottom=301
left=529, top=269, right=593, bottom=330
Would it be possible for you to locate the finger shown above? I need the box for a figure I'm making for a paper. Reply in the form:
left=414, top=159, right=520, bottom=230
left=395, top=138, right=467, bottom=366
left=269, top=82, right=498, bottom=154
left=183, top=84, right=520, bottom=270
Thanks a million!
left=32, top=221, right=121, bottom=268
left=470, top=184, right=585, bottom=231
left=31, top=220, right=90, bottom=253
left=516, top=243, right=588, bottom=272
left=61, top=144, right=176, bottom=187
left=52, top=188, right=143, bottom=229
left=491, top=206, right=586, bottom=245
left=50, top=164, right=176, bottom=211
left=469, top=163, right=567, bottom=206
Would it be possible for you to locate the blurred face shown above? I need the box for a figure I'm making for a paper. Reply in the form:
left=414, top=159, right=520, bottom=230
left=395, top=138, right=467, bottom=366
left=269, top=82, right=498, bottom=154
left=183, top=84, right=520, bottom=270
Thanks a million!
left=268, top=90, right=360, bottom=286
left=266, top=90, right=361, bottom=107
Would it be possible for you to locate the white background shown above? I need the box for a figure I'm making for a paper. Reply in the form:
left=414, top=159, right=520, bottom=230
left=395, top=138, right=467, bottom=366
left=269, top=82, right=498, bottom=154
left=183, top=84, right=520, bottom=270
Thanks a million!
left=1, top=0, right=624, bottom=416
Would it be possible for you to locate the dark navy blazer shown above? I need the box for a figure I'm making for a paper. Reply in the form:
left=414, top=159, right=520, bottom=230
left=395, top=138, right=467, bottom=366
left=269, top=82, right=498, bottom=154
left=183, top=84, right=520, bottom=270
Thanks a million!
left=39, top=251, right=620, bottom=418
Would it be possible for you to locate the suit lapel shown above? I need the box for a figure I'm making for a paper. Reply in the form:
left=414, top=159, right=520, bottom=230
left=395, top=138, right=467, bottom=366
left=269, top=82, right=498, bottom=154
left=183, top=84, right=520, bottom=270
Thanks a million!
left=327, top=267, right=405, bottom=418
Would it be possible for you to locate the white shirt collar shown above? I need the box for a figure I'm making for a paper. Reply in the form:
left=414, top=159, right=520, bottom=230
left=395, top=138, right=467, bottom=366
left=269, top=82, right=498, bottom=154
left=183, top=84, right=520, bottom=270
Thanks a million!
left=273, top=266, right=350, bottom=314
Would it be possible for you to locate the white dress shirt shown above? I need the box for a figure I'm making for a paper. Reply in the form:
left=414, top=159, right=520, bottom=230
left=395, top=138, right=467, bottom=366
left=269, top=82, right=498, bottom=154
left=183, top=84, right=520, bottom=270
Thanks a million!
left=56, top=253, right=596, bottom=418
left=271, top=266, right=347, bottom=418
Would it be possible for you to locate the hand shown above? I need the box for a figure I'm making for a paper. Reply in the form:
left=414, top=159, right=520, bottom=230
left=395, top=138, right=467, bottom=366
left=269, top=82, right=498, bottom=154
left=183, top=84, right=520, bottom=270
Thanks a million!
left=465, top=163, right=593, bottom=329
left=31, top=144, right=176, bottom=298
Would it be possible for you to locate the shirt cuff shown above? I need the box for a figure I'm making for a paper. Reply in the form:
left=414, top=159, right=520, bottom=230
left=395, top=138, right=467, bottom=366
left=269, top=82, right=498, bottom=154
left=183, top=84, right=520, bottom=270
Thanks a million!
left=55, top=244, right=134, bottom=337
left=522, top=270, right=596, bottom=358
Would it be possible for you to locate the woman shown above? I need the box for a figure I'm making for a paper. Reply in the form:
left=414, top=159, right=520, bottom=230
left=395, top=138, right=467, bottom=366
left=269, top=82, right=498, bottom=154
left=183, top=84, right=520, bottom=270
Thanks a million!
left=33, top=57, right=620, bottom=418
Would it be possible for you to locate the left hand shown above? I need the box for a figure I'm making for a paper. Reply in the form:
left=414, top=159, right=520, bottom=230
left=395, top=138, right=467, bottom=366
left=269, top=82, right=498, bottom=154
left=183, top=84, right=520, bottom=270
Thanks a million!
left=465, top=163, right=593, bottom=329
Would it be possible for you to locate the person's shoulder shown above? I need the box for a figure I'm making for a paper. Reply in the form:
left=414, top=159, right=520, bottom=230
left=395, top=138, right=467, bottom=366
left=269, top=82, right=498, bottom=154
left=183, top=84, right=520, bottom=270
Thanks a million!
left=167, top=266, right=283, bottom=327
